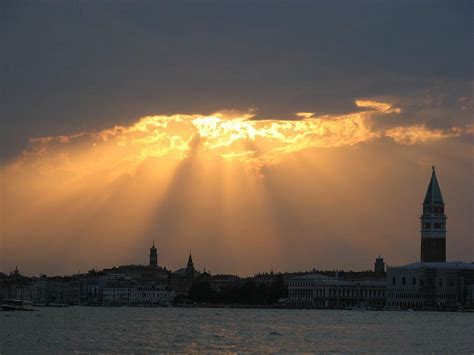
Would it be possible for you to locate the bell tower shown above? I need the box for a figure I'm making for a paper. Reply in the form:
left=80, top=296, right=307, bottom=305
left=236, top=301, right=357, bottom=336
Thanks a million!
left=149, top=242, right=158, bottom=268
left=420, top=166, right=446, bottom=262
left=186, top=253, right=195, bottom=281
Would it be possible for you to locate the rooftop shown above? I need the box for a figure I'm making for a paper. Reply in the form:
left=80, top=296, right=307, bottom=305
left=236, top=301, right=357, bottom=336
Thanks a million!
left=423, top=166, right=444, bottom=204
left=290, top=273, right=333, bottom=281
left=289, top=273, right=385, bottom=286
left=389, top=261, right=474, bottom=270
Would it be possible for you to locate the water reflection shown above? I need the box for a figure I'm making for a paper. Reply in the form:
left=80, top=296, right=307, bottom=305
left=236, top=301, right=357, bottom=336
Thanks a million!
left=0, top=308, right=472, bottom=352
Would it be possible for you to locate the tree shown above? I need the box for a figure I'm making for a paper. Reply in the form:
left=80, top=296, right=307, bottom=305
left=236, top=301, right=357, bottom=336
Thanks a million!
left=188, top=280, right=214, bottom=303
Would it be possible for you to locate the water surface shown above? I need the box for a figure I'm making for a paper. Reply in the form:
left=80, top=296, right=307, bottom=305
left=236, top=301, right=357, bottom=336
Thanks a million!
left=1, top=307, right=472, bottom=352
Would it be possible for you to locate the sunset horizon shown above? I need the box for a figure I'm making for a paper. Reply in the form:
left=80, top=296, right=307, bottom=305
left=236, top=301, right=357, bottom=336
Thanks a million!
left=1, top=1, right=473, bottom=352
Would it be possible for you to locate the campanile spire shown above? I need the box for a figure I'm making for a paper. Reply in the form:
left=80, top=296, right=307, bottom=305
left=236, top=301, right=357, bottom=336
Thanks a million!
left=149, top=242, right=158, bottom=268
left=420, top=166, right=446, bottom=262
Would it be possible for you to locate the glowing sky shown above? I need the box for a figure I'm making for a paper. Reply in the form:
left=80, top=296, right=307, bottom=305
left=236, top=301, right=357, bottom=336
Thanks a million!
left=1, top=1, right=472, bottom=275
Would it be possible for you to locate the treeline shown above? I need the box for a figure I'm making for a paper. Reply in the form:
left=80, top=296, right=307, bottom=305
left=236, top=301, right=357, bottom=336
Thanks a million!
left=187, top=275, right=287, bottom=305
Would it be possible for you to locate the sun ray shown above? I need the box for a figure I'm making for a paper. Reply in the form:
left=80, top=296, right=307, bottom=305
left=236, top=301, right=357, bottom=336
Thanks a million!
left=2, top=99, right=473, bottom=274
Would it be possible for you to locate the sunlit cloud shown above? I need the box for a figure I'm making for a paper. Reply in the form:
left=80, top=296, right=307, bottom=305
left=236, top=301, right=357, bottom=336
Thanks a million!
left=355, top=99, right=401, bottom=114
left=384, top=124, right=464, bottom=144
left=12, top=100, right=383, bottom=172
left=296, top=112, right=315, bottom=118
left=8, top=99, right=473, bottom=178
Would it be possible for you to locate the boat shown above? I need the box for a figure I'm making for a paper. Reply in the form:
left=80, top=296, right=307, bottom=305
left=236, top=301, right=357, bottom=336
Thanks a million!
left=1, top=299, right=34, bottom=311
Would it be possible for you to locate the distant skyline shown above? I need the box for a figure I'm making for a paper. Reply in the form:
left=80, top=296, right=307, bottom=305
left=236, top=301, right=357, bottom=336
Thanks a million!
left=1, top=1, right=473, bottom=276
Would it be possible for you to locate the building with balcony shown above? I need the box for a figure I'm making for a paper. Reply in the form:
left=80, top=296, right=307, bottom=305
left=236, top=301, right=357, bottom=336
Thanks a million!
left=288, top=273, right=386, bottom=309
left=386, top=261, right=474, bottom=310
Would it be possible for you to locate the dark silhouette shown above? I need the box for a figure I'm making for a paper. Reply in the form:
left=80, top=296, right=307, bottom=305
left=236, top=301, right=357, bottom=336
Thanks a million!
left=420, top=166, right=447, bottom=262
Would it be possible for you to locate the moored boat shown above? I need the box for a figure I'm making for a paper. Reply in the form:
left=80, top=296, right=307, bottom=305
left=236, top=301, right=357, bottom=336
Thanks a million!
left=1, top=299, right=34, bottom=311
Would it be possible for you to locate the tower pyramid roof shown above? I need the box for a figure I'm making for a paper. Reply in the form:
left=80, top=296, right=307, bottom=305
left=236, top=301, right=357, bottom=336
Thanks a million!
left=424, top=166, right=444, bottom=203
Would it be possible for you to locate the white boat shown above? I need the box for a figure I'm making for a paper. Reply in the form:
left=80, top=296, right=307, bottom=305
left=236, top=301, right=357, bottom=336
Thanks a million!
left=1, top=299, right=34, bottom=311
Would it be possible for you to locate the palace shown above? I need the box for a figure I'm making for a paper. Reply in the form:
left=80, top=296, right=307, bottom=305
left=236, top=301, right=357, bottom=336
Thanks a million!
left=288, top=273, right=386, bottom=309
left=386, top=167, right=474, bottom=310
left=386, top=261, right=474, bottom=310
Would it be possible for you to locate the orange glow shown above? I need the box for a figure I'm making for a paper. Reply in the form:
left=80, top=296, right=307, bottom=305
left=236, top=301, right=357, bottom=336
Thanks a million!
left=2, top=99, right=472, bottom=275
left=14, top=99, right=469, bottom=176
left=14, top=99, right=402, bottom=173
left=355, top=99, right=401, bottom=113
left=384, top=124, right=464, bottom=144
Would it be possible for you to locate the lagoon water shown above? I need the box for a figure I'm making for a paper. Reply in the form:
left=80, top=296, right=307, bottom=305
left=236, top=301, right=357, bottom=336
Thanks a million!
left=1, top=307, right=473, bottom=353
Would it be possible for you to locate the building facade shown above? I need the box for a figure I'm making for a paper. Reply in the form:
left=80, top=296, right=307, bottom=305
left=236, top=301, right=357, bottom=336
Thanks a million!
left=103, top=285, right=175, bottom=305
left=288, top=274, right=386, bottom=309
left=386, top=262, right=474, bottom=310
left=14, top=276, right=81, bottom=305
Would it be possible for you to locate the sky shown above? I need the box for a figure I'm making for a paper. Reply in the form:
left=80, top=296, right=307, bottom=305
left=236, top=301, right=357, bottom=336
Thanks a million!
left=1, top=0, right=473, bottom=276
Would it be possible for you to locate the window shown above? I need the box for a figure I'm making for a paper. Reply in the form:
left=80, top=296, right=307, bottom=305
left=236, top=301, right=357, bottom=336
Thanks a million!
left=424, top=223, right=431, bottom=229
left=392, top=277, right=396, bottom=285
left=402, top=277, right=406, bottom=285
left=412, top=277, right=416, bottom=285
left=424, top=207, right=431, bottom=214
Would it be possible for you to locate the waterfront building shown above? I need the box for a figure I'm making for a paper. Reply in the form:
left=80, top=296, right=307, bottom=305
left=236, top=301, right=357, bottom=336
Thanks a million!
left=136, top=286, right=176, bottom=305
left=0, top=268, right=29, bottom=300
left=468, top=284, right=474, bottom=306
left=102, top=265, right=169, bottom=284
left=421, top=166, right=446, bottom=262
left=103, top=284, right=175, bottom=305
left=81, top=270, right=110, bottom=304
left=287, top=274, right=386, bottom=309
left=103, top=287, right=138, bottom=305
left=13, top=276, right=81, bottom=305
left=386, top=261, right=474, bottom=310
left=26, top=278, right=49, bottom=304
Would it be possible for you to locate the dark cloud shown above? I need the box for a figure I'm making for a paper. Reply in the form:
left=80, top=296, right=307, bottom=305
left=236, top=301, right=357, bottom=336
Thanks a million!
left=1, top=0, right=472, bottom=160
